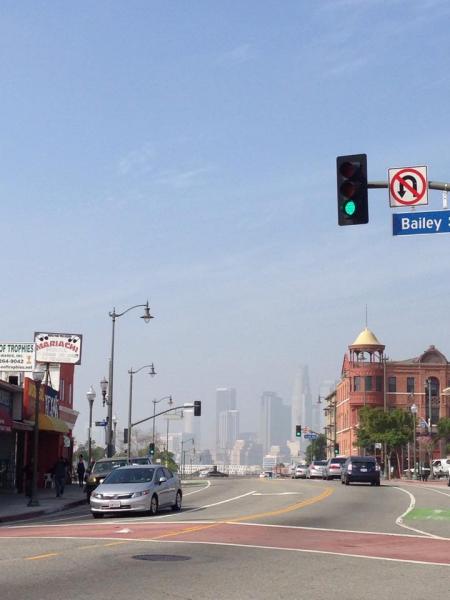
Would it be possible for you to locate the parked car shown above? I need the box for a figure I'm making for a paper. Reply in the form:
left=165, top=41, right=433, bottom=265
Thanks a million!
left=90, top=465, right=182, bottom=518
left=292, top=464, right=308, bottom=479
left=323, top=456, right=347, bottom=480
left=85, top=456, right=152, bottom=500
left=306, top=460, right=327, bottom=478
left=431, top=458, right=450, bottom=478
left=341, top=456, right=380, bottom=486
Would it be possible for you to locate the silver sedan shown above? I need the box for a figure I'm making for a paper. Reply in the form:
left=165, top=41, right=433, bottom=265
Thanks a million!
left=306, top=460, right=327, bottom=479
left=90, top=465, right=182, bottom=518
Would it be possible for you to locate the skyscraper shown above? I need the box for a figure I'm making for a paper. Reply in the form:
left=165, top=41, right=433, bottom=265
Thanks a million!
left=291, top=365, right=312, bottom=456
left=259, top=391, right=291, bottom=454
left=216, top=387, right=239, bottom=461
left=218, top=409, right=240, bottom=461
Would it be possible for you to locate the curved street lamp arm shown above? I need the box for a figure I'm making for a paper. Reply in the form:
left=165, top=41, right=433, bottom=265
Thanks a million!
left=129, top=363, right=155, bottom=376
left=110, top=301, right=149, bottom=320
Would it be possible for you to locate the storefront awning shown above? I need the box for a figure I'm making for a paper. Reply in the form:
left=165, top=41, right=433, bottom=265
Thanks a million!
left=38, top=414, right=69, bottom=433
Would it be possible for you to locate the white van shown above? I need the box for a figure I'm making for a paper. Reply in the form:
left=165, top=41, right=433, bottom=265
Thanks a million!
left=432, top=458, right=450, bottom=478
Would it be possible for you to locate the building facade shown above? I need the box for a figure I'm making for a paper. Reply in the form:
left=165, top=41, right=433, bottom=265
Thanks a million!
left=335, top=328, right=450, bottom=461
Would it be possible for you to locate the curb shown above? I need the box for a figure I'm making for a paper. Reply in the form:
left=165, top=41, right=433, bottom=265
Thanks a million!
left=0, top=498, right=87, bottom=524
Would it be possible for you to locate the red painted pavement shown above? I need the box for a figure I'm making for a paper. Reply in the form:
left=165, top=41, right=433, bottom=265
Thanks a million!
left=1, top=522, right=449, bottom=565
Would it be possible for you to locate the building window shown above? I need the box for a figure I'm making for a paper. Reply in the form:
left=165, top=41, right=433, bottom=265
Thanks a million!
left=406, top=377, right=415, bottom=394
left=376, top=376, right=382, bottom=392
left=365, top=376, right=372, bottom=391
left=388, top=377, right=396, bottom=393
left=354, top=376, right=361, bottom=392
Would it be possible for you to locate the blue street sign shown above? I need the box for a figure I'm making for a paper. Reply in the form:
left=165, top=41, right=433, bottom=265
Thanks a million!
left=95, top=420, right=107, bottom=427
left=304, top=432, right=318, bottom=440
left=393, top=210, right=450, bottom=236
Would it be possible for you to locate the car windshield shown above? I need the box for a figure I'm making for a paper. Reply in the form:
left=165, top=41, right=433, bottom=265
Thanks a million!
left=313, top=461, right=327, bottom=466
left=103, top=468, right=155, bottom=484
left=330, top=458, right=347, bottom=465
left=92, top=460, right=127, bottom=474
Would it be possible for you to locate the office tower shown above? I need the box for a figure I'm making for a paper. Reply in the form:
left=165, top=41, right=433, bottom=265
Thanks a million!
left=259, top=391, right=291, bottom=454
left=291, top=365, right=312, bottom=455
left=215, top=387, right=236, bottom=457
left=217, top=409, right=240, bottom=462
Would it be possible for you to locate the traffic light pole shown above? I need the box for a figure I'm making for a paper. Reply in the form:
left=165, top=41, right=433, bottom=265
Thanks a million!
left=368, top=180, right=450, bottom=191
left=131, top=404, right=194, bottom=428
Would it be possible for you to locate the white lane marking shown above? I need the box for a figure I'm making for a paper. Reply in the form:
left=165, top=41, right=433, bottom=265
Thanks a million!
left=153, top=539, right=450, bottom=567
left=198, top=490, right=257, bottom=509
left=252, top=492, right=302, bottom=496
left=393, top=486, right=444, bottom=539
left=116, top=528, right=131, bottom=533
left=184, top=481, right=211, bottom=496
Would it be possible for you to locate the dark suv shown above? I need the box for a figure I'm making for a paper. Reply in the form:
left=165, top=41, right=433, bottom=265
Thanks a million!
left=341, top=456, right=380, bottom=486
left=85, top=457, right=152, bottom=500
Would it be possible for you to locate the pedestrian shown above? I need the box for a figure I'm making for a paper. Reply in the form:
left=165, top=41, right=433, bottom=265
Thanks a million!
left=76, top=455, right=86, bottom=488
left=52, top=456, right=67, bottom=497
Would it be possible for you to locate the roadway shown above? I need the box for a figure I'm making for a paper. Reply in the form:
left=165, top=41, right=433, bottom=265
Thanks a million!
left=1, top=477, right=449, bottom=599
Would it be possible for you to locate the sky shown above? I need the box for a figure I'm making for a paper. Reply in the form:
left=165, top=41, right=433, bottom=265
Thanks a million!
left=2, top=1, right=450, bottom=450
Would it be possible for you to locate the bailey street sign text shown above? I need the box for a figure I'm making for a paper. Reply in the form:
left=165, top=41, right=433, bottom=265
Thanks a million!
left=393, top=210, right=450, bottom=236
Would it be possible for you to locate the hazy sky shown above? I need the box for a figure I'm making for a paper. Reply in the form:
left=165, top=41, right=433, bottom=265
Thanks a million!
left=2, top=1, right=450, bottom=449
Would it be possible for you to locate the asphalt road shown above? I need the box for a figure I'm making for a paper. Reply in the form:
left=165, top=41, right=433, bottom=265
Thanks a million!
left=1, top=477, right=449, bottom=599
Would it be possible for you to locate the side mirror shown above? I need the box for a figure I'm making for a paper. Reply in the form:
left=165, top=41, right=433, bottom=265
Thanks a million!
left=159, top=476, right=167, bottom=484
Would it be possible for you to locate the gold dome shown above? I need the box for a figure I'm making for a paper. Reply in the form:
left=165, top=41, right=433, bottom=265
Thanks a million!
left=350, top=327, right=383, bottom=348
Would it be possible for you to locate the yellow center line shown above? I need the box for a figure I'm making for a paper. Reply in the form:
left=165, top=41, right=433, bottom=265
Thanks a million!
left=26, top=553, right=59, bottom=561
left=228, top=487, right=334, bottom=523
left=102, top=541, right=128, bottom=547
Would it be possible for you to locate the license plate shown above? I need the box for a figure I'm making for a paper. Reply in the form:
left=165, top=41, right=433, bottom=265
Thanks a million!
left=108, top=500, right=121, bottom=508
left=360, top=468, right=367, bottom=472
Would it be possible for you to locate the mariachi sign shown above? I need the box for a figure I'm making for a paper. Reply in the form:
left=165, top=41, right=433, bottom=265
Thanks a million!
left=34, top=332, right=82, bottom=365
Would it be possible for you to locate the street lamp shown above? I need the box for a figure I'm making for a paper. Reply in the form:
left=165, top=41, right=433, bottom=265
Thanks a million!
left=127, top=363, right=156, bottom=462
left=426, top=378, right=434, bottom=479
left=86, top=386, right=96, bottom=467
left=107, top=301, right=154, bottom=457
left=112, top=414, right=118, bottom=451
left=28, top=369, right=46, bottom=507
left=180, top=437, right=195, bottom=478
left=100, top=377, right=108, bottom=407
left=152, top=395, right=172, bottom=445
left=411, top=403, right=418, bottom=480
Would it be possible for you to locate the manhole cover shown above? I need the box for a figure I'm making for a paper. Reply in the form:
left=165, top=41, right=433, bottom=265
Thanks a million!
left=133, top=554, right=191, bottom=562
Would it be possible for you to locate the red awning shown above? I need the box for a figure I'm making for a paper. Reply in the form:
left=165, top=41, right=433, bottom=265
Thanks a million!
left=0, top=408, right=13, bottom=433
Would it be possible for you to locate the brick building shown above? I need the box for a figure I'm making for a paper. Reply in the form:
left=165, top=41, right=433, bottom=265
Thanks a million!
left=335, top=328, right=450, bottom=459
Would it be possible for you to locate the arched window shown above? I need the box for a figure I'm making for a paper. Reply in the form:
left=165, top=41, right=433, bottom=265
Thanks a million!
left=425, top=377, right=440, bottom=424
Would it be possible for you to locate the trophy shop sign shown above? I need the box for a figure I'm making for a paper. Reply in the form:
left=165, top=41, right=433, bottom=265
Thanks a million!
left=0, top=343, right=35, bottom=372
left=34, top=332, right=83, bottom=365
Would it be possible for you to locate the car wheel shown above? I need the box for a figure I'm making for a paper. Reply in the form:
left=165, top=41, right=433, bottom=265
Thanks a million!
left=149, top=494, right=158, bottom=516
left=345, top=477, right=350, bottom=486
left=172, top=490, right=182, bottom=511
left=376, top=481, right=381, bottom=487
left=92, top=512, right=104, bottom=519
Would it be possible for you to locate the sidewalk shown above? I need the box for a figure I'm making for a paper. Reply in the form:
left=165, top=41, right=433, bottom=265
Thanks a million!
left=0, top=483, right=87, bottom=524
left=385, top=477, right=449, bottom=486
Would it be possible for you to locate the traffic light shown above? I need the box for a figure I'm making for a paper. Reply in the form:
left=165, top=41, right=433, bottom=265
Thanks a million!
left=337, top=154, right=368, bottom=225
left=123, top=428, right=128, bottom=444
left=295, top=425, right=302, bottom=438
left=149, top=442, right=155, bottom=456
left=194, top=400, right=201, bottom=417
left=334, top=444, right=340, bottom=456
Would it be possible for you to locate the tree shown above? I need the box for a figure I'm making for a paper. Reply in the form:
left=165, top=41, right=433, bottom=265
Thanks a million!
left=305, top=434, right=327, bottom=462
left=437, top=417, right=450, bottom=455
left=356, top=407, right=414, bottom=477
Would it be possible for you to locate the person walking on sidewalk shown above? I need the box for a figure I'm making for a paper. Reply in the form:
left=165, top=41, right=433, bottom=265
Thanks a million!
left=76, top=455, right=86, bottom=488
left=53, top=456, right=67, bottom=497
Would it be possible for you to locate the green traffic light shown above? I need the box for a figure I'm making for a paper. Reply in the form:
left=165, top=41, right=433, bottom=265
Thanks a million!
left=344, top=200, right=356, bottom=216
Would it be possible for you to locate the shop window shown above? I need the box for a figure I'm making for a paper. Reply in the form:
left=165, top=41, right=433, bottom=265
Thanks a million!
left=354, top=376, right=361, bottom=392
left=388, top=377, right=396, bottom=393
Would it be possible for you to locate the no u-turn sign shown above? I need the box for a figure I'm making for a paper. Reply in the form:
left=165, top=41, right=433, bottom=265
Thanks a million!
left=389, top=166, right=428, bottom=207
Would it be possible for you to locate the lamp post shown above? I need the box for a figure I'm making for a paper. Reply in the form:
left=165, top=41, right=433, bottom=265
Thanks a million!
left=112, top=414, right=118, bottom=451
left=411, top=403, right=418, bottom=480
left=28, top=369, right=45, bottom=507
left=152, top=395, right=172, bottom=445
left=426, top=378, right=434, bottom=479
left=107, top=301, right=153, bottom=457
left=86, top=386, right=96, bottom=467
left=127, top=363, right=156, bottom=462
left=166, top=396, right=174, bottom=467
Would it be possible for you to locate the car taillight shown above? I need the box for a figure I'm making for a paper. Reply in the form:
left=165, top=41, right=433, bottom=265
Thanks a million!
left=375, top=464, right=381, bottom=471
left=347, top=464, right=352, bottom=472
